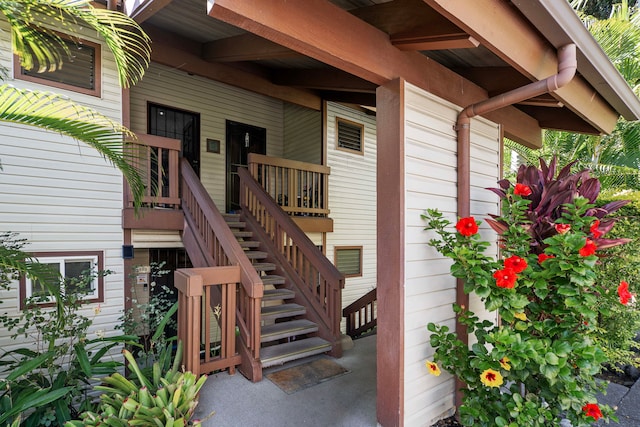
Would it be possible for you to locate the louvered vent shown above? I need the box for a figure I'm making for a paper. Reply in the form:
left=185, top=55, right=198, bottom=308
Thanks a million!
left=335, top=247, right=362, bottom=277
left=337, top=118, right=364, bottom=153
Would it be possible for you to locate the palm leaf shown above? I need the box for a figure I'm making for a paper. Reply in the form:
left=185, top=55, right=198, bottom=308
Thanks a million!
left=0, top=84, right=145, bottom=205
left=0, top=0, right=151, bottom=88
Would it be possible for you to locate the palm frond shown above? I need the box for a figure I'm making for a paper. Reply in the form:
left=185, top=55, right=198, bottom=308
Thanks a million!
left=0, top=84, right=145, bottom=205
left=0, top=0, right=151, bottom=87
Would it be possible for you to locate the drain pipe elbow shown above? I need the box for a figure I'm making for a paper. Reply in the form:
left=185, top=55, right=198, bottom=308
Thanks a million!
left=547, top=44, right=577, bottom=92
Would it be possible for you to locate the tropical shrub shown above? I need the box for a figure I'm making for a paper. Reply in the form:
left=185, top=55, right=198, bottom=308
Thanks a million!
left=66, top=342, right=208, bottom=427
left=423, top=159, right=631, bottom=426
left=0, top=266, right=138, bottom=427
left=592, top=190, right=640, bottom=370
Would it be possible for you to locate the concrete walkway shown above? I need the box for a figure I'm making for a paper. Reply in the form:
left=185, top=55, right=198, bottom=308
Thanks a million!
left=193, top=334, right=377, bottom=427
left=597, top=379, right=640, bottom=426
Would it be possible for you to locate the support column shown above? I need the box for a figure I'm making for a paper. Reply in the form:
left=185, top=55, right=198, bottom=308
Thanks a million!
left=376, top=78, right=405, bottom=427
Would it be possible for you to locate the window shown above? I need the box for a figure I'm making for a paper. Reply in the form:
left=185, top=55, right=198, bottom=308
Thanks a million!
left=14, top=32, right=101, bottom=97
left=336, top=117, right=364, bottom=154
left=20, top=251, right=104, bottom=308
left=335, top=246, right=363, bottom=277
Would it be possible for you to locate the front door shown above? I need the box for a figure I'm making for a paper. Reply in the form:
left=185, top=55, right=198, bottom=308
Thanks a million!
left=148, top=103, right=201, bottom=176
left=226, top=120, right=266, bottom=212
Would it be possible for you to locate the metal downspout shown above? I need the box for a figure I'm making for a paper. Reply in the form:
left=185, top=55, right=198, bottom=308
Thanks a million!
left=453, top=43, right=577, bottom=410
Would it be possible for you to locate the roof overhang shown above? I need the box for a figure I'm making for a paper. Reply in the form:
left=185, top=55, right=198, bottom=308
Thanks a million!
left=511, top=0, right=640, bottom=121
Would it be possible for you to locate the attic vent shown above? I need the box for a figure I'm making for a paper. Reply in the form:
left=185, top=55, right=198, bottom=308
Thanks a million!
left=336, top=118, right=364, bottom=154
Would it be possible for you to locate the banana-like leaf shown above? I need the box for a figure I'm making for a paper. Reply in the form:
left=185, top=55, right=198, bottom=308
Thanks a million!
left=0, top=0, right=151, bottom=88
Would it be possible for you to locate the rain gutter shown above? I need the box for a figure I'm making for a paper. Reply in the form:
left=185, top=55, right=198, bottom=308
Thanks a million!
left=453, top=43, right=577, bottom=410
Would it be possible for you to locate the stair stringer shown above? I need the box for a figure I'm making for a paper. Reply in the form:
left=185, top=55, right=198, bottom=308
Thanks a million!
left=239, top=210, right=343, bottom=358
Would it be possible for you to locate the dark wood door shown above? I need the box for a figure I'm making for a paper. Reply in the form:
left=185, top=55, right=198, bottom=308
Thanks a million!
left=226, top=120, right=266, bottom=212
left=148, top=103, right=201, bottom=176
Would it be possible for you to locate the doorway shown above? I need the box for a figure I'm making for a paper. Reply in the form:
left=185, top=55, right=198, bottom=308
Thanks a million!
left=148, top=103, right=201, bottom=176
left=226, top=120, right=266, bottom=212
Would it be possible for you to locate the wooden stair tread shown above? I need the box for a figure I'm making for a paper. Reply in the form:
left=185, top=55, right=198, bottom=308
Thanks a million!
left=253, top=263, right=276, bottom=272
left=245, top=251, right=268, bottom=260
left=263, top=287, right=294, bottom=300
left=225, top=221, right=246, bottom=229
left=222, top=213, right=241, bottom=221
left=261, top=319, right=318, bottom=343
left=261, top=275, right=286, bottom=286
left=260, top=337, right=332, bottom=367
left=239, top=240, right=261, bottom=248
left=233, top=230, right=253, bottom=238
left=261, top=303, right=305, bottom=320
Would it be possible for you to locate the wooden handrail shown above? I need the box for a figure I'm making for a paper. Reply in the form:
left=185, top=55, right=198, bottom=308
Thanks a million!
left=238, top=167, right=344, bottom=355
left=342, top=288, right=377, bottom=338
left=247, top=153, right=330, bottom=218
left=180, top=159, right=263, bottom=381
left=175, top=266, right=242, bottom=376
left=124, top=134, right=181, bottom=209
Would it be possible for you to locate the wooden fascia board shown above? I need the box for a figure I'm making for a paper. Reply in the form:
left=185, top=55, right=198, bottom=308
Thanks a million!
left=142, top=25, right=322, bottom=111
left=423, top=0, right=619, bottom=134
left=127, top=0, right=173, bottom=23
left=207, top=0, right=541, bottom=147
left=203, top=33, right=300, bottom=62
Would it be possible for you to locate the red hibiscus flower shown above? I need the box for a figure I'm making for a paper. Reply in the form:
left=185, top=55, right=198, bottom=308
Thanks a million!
left=590, top=219, right=602, bottom=239
left=582, top=403, right=602, bottom=420
left=555, top=223, right=571, bottom=234
left=504, top=255, right=527, bottom=273
left=493, top=268, right=517, bottom=289
left=579, top=239, right=597, bottom=257
left=538, top=253, right=554, bottom=264
left=513, top=183, right=532, bottom=196
left=618, top=281, right=633, bottom=305
left=455, top=217, right=478, bottom=237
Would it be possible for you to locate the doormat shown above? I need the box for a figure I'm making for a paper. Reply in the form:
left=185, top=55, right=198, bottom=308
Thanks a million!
left=266, top=358, right=350, bottom=394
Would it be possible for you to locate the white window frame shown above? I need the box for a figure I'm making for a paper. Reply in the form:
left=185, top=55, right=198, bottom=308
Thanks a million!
left=24, top=253, right=101, bottom=303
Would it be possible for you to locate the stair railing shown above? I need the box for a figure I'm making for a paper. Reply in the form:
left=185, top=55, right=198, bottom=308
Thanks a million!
left=238, top=167, right=344, bottom=356
left=180, top=159, right=264, bottom=381
left=247, top=153, right=330, bottom=218
left=342, top=288, right=377, bottom=338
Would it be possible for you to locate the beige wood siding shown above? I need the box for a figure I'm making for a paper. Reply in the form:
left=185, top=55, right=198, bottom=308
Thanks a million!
left=325, top=102, right=377, bottom=329
left=403, top=83, right=500, bottom=426
left=129, top=63, right=284, bottom=208
left=283, top=103, right=322, bottom=164
left=0, top=19, right=126, bottom=352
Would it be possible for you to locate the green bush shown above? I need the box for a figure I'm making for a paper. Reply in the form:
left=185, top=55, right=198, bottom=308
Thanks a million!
left=594, top=190, right=640, bottom=370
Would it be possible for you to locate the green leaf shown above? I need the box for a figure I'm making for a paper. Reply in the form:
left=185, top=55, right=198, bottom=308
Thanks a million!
left=74, top=343, right=92, bottom=377
left=545, top=352, right=559, bottom=365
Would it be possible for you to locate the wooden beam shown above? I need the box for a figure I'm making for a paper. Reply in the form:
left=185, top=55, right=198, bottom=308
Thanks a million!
left=391, top=31, right=479, bottom=51
left=272, top=69, right=377, bottom=92
left=142, top=24, right=322, bottom=111
left=207, top=0, right=542, bottom=147
left=424, top=0, right=619, bottom=134
left=203, top=33, right=300, bottom=62
left=127, top=0, right=173, bottom=23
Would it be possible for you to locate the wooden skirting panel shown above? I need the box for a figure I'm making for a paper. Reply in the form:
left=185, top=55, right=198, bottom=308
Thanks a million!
left=122, top=207, right=184, bottom=230
left=292, top=217, right=333, bottom=233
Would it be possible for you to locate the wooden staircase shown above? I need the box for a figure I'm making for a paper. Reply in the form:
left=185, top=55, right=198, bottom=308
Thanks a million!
left=223, top=213, right=332, bottom=367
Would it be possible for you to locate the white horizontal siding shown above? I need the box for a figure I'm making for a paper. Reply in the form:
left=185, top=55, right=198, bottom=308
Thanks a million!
left=403, top=83, right=500, bottom=426
left=325, top=102, right=377, bottom=331
left=129, top=63, right=284, bottom=209
left=0, top=18, right=127, bottom=353
left=283, top=103, right=322, bottom=164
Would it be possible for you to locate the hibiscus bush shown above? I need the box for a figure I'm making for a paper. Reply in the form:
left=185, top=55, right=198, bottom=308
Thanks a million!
left=423, top=159, right=632, bottom=426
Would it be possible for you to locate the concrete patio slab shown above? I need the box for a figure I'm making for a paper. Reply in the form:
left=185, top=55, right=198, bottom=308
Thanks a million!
left=194, top=334, right=377, bottom=427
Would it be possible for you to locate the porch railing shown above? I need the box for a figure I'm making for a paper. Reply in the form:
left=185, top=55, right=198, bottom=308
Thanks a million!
left=179, top=159, right=264, bottom=381
left=238, top=167, right=344, bottom=356
left=343, top=288, right=377, bottom=338
left=175, top=266, right=242, bottom=376
left=124, top=134, right=181, bottom=209
left=247, top=153, right=330, bottom=217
